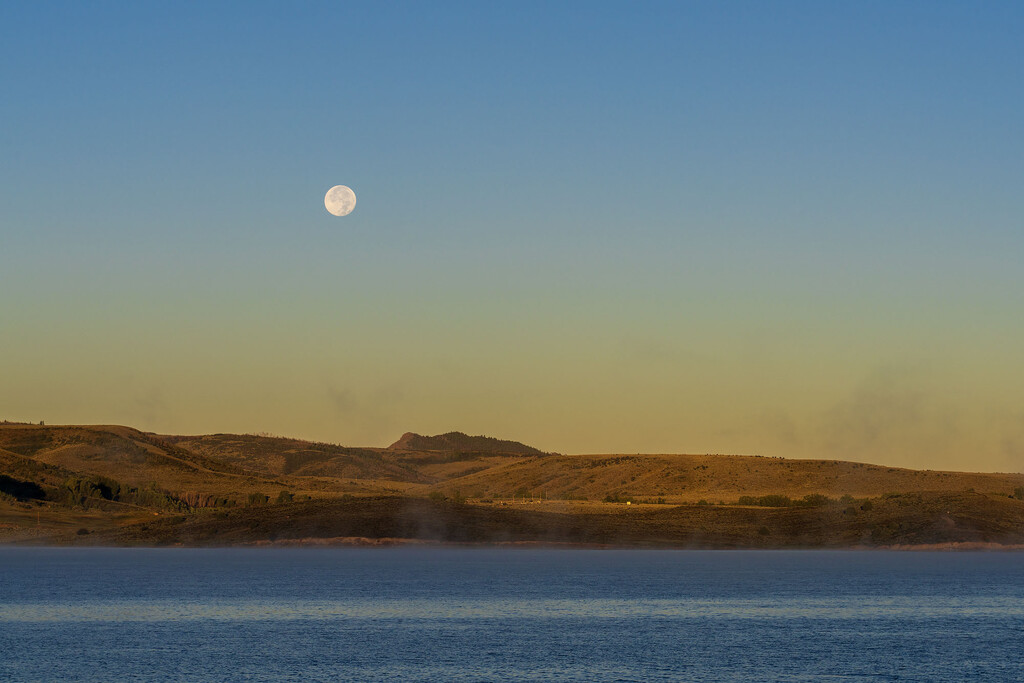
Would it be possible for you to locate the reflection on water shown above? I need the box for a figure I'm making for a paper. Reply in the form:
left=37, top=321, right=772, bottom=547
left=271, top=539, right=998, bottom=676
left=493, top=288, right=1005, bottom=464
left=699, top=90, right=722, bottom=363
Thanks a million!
left=5, top=595, right=1024, bottom=623
left=1, top=548, right=1023, bottom=682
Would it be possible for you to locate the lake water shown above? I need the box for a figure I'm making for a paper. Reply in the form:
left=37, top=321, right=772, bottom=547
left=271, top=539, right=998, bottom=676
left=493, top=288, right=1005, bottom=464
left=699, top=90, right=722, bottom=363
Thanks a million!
left=1, top=548, right=1022, bottom=681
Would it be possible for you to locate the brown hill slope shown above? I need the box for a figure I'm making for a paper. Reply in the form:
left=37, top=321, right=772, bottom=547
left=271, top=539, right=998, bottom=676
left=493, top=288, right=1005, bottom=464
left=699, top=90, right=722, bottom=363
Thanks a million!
left=436, top=453, right=1024, bottom=502
left=0, top=425, right=242, bottom=476
left=51, top=491, right=1024, bottom=548
left=162, top=433, right=427, bottom=483
left=6, top=424, right=1024, bottom=519
left=0, top=424, right=286, bottom=499
left=0, top=448, right=81, bottom=493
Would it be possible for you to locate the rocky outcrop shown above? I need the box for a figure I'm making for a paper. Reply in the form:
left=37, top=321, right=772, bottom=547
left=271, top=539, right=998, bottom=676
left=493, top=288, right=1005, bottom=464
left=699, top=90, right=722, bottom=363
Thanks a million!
left=387, top=432, right=545, bottom=455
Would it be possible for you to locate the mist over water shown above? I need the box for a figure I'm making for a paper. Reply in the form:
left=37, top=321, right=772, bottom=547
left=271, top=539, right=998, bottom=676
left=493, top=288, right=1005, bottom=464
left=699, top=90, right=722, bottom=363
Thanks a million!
left=2, top=548, right=1022, bottom=681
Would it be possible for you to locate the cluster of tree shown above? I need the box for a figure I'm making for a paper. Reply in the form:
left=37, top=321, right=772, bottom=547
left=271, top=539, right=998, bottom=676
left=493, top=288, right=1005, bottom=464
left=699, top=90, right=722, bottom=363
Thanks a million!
left=603, top=493, right=632, bottom=503
left=178, top=492, right=237, bottom=508
left=0, top=474, right=45, bottom=501
left=602, top=494, right=670, bottom=504
left=580, top=456, right=641, bottom=469
left=273, top=490, right=312, bottom=504
left=57, top=476, right=187, bottom=511
left=734, top=493, right=876, bottom=511
left=245, top=491, right=311, bottom=506
left=428, top=490, right=466, bottom=504
left=247, top=492, right=269, bottom=505
left=736, top=493, right=835, bottom=508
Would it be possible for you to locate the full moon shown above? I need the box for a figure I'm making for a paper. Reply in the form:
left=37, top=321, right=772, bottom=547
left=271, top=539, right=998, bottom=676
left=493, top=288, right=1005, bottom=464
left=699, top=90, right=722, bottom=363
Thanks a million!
left=324, top=185, right=357, bottom=216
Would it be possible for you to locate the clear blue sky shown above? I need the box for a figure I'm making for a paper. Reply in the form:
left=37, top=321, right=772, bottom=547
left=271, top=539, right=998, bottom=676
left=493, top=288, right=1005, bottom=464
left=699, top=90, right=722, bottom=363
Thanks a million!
left=3, top=2, right=1023, bottom=470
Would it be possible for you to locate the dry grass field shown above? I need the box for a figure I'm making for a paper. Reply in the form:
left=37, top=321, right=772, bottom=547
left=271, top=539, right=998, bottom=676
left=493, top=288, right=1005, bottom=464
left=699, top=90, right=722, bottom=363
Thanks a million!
left=429, top=452, right=1024, bottom=503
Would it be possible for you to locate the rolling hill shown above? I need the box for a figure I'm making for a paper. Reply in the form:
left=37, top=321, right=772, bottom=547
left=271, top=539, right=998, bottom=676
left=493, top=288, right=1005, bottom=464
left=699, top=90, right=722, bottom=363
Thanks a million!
left=0, top=425, right=245, bottom=483
left=161, top=433, right=426, bottom=482
left=4, top=422, right=1024, bottom=547
left=429, top=452, right=1024, bottom=502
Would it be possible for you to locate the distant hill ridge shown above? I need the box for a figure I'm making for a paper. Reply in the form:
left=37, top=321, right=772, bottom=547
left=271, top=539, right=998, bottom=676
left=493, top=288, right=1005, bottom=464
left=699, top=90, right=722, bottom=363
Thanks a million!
left=388, top=431, right=545, bottom=456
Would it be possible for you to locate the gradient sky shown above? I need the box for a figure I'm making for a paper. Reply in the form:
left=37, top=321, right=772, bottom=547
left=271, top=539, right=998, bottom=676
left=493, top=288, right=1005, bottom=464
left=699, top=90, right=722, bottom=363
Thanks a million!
left=3, top=2, right=1023, bottom=471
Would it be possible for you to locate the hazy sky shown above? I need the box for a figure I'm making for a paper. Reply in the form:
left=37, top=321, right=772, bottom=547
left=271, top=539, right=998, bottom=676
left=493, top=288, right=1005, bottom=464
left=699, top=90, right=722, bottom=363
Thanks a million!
left=3, top=2, right=1023, bottom=471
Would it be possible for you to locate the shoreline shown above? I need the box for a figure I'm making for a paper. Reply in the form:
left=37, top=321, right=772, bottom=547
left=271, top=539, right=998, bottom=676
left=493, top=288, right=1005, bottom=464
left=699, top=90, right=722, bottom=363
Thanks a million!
left=7, top=537, right=1024, bottom=551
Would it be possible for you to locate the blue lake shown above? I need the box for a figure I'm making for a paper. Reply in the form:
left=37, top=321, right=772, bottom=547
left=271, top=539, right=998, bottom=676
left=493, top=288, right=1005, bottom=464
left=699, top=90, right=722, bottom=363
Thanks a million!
left=1, top=548, right=1023, bottom=681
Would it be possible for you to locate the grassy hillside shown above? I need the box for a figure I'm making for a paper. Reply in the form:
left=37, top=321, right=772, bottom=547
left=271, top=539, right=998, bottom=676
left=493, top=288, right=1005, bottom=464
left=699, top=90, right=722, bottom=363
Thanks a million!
left=164, top=432, right=536, bottom=485
left=0, top=425, right=333, bottom=506
left=161, top=433, right=427, bottom=482
left=0, top=425, right=244, bottom=484
left=433, top=453, right=1024, bottom=502
left=1, top=447, right=83, bottom=493
left=4, top=423, right=1024, bottom=548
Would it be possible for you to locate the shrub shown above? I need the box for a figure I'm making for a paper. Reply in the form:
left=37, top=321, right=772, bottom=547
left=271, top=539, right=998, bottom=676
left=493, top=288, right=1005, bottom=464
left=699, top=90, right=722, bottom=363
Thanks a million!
left=55, top=476, right=186, bottom=511
left=247, top=492, right=269, bottom=506
left=738, top=495, right=792, bottom=507
left=275, top=491, right=294, bottom=504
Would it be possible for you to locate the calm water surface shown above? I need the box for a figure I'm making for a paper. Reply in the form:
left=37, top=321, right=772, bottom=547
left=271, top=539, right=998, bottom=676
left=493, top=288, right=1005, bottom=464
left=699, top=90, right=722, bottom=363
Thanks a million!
left=1, top=548, right=1022, bottom=681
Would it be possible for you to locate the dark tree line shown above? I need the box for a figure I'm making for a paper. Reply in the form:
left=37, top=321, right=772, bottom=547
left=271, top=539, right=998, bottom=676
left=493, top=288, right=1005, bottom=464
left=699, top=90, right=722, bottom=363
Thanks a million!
left=0, top=474, right=45, bottom=501
left=57, top=475, right=187, bottom=511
